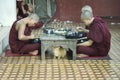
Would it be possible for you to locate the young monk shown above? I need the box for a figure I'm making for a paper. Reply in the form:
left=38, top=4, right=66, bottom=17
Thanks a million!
left=76, top=10, right=111, bottom=58
left=9, top=13, right=41, bottom=55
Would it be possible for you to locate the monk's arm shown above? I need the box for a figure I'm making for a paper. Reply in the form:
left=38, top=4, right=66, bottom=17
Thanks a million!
left=77, top=39, right=93, bottom=46
left=76, top=26, right=89, bottom=33
left=18, top=24, right=34, bottom=40
left=79, top=28, right=89, bottom=33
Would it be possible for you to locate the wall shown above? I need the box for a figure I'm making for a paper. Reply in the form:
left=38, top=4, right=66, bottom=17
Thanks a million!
left=0, top=0, right=16, bottom=54
left=0, top=0, right=16, bottom=26
left=53, top=0, right=120, bottom=22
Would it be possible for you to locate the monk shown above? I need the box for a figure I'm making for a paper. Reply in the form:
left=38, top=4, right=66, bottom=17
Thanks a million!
left=9, top=13, right=42, bottom=55
left=76, top=10, right=111, bottom=58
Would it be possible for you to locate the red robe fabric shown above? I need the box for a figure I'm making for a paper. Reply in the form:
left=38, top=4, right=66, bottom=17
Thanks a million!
left=30, top=21, right=43, bottom=29
left=77, top=17, right=111, bottom=57
left=9, top=20, right=41, bottom=54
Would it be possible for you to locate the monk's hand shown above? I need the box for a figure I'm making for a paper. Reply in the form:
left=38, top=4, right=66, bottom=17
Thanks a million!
left=76, top=26, right=85, bottom=32
left=76, top=26, right=89, bottom=33
left=76, top=26, right=83, bottom=30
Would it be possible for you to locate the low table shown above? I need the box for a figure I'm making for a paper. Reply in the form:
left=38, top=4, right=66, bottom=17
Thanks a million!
left=40, top=33, right=78, bottom=61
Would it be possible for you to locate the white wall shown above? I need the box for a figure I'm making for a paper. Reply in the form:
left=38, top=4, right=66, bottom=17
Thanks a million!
left=0, top=0, right=16, bottom=54
left=0, top=0, right=16, bottom=26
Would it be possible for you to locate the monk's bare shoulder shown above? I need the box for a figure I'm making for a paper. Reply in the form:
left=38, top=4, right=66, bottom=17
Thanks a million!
left=16, top=20, right=25, bottom=31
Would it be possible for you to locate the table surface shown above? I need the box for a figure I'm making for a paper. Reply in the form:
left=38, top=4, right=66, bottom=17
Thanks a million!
left=39, top=32, right=87, bottom=43
left=40, top=33, right=77, bottom=41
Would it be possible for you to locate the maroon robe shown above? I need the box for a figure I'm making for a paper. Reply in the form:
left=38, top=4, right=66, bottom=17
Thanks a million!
left=30, top=21, right=43, bottom=29
left=9, top=20, right=41, bottom=54
left=77, top=17, right=111, bottom=56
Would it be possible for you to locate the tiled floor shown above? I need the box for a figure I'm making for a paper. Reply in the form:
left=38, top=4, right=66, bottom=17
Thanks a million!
left=0, top=58, right=120, bottom=80
left=0, top=25, right=120, bottom=80
left=0, top=61, right=120, bottom=80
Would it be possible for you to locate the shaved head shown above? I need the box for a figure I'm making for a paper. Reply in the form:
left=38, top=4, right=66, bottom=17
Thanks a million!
left=29, top=13, right=39, bottom=22
left=81, top=5, right=93, bottom=13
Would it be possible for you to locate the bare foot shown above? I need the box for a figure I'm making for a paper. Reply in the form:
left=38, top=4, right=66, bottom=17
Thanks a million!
left=77, top=54, right=89, bottom=58
left=29, top=50, right=38, bottom=56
